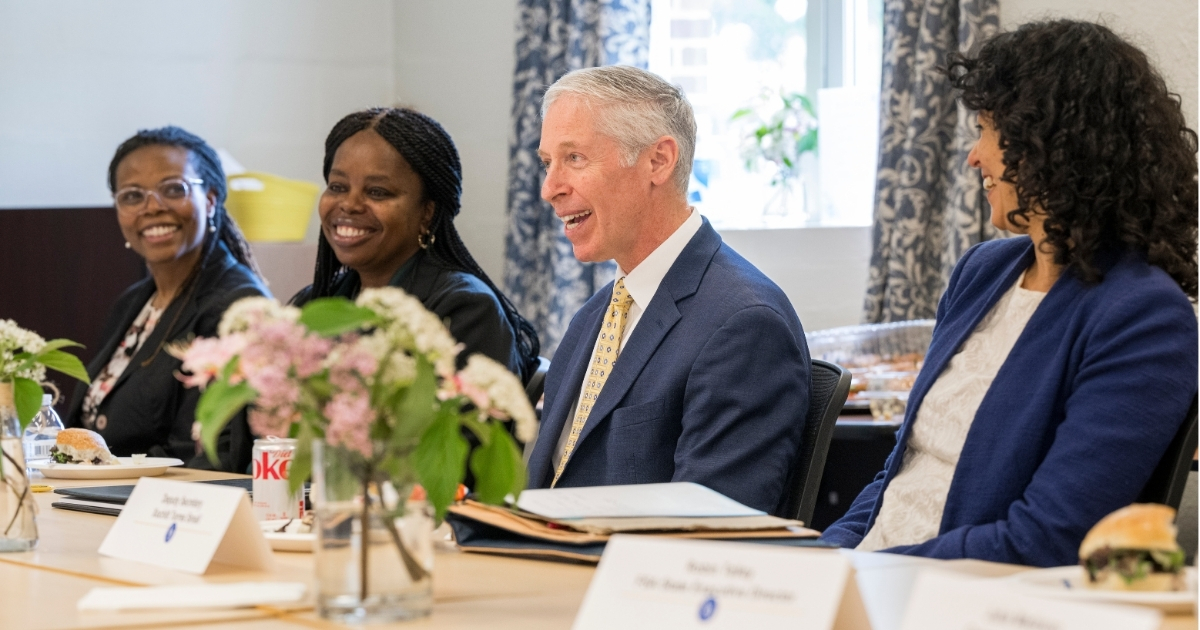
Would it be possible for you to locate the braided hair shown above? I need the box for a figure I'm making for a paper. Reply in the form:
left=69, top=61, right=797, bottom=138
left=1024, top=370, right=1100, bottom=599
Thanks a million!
left=311, top=108, right=541, bottom=378
left=108, top=126, right=262, bottom=364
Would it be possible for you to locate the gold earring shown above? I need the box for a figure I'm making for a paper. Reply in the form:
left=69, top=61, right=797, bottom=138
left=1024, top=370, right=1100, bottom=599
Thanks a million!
left=418, top=229, right=435, bottom=250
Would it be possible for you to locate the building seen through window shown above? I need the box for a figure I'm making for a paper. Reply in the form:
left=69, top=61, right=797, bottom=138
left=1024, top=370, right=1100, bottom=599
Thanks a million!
left=649, top=0, right=883, bottom=229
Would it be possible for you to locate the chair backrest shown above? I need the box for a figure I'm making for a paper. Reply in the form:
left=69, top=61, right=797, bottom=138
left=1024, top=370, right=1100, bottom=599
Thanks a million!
left=775, top=359, right=852, bottom=524
left=1137, top=395, right=1198, bottom=510
left=525, top=356, right=551, bottom=408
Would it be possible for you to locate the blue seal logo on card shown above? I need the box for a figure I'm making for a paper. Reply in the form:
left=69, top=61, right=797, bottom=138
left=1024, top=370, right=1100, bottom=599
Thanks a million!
left=698, top=596, right=717, bottom=621
left=165, top=522, right=177, bottom=543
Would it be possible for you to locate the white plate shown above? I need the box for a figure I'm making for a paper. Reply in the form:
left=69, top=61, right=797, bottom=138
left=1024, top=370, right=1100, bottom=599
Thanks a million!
left=30, top=457, right=185, bottom=479
left=260, top=519, right=315, bottom=553
left=263, top=531, right=315, bottom=553
left=1008, top=565, right=1197, bottom=613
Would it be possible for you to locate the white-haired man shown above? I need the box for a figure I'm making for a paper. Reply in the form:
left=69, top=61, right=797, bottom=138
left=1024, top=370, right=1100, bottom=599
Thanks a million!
left=525, top=65, right=812, bottom=513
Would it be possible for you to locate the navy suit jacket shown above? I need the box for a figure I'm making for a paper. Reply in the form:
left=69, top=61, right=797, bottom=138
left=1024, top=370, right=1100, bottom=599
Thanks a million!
left=526, top=219, right=812, bottom=513
left=822, top=237, right=1198, bottom=566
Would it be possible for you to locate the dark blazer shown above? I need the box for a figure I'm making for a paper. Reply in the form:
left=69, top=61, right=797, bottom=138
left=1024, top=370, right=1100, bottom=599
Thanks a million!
left=821, top=237, right=1198, bottom=566
left=292, top=251, right=526, bottom=382
left=526, top=219, right=812, bottom=513
left=66, top=242, right=269, bottom=472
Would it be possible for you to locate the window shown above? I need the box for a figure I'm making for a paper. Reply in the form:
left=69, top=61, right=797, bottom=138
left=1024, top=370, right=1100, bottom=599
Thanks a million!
left=648, top=0, right=883, bottom=229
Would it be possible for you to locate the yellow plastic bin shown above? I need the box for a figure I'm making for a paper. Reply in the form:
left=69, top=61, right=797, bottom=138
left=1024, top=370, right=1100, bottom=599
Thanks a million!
left=225, top=172, right=320, bottom=242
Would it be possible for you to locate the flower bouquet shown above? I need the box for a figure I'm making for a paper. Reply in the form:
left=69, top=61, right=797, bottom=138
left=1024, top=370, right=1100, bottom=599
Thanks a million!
left=176, top=288, right=535, bottom=621
left=0, top=319, right=89, bottom=551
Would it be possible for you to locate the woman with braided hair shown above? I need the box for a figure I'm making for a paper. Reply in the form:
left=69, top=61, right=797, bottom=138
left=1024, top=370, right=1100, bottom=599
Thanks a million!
left=66, top=126, right=269, bottom=473
left=292, top=107, right=540, bottom=384
left=822, top=20, right=1197, bottom=566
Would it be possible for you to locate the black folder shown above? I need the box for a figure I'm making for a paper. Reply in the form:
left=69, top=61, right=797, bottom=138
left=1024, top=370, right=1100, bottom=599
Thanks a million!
left=53, top=478, right=255, bottom=505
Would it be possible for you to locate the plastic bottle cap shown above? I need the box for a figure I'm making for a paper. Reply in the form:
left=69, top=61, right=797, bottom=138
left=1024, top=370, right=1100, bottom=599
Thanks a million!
left=42, top=394, right=52, bottom=406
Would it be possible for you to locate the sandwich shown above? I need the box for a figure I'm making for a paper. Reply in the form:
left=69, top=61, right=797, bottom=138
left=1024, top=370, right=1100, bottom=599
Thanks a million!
left=1079, top=503, right=1186, bottom=591
left=48, top=428, right=120, bottom=465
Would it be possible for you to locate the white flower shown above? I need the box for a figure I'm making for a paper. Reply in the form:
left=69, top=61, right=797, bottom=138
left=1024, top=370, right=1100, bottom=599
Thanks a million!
left=0, top=319, right=48, bottom=381
left=455, top=354, right=537, bottom=443
left=218, top=297, right=300, bottom=337
left=357, top=288, right=460, bottom=377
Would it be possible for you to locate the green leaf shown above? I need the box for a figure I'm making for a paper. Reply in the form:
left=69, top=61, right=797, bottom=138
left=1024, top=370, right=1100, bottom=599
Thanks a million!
left=12, top=377, right=43, bottom=430
left=39, top=339, right=83, bottom=353
left=36, top=349, right=90, bottom=384
left=195, top=380, right=258, bottom=465
left=390, top=357, right=438, bottom=443
left=413, top=403, right=468, bottom=520
left=287, top=425, right=314, bottom=497
left=469, top=422, right=526, bottom=506
left=798, top=128, right=818, bottom=154
left=730, top=107, right=754, bottom=120
left=299, top=298, right=379, bottom=336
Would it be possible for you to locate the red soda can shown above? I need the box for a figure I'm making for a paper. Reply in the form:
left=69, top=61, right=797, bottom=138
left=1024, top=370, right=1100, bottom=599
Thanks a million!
left=252, top=438, right=304, bottom=520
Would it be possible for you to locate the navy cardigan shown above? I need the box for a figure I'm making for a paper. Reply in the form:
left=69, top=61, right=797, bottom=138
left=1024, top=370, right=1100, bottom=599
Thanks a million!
left=821, top=237, right=1198, bottom=566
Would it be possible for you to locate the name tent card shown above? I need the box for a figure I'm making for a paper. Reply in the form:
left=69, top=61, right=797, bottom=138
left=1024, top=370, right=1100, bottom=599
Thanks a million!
left=899, top=570, right=1161, bottom=630
left=572, top=535, right=857, bottom=630
left=98, top=477, right=274, bottom=575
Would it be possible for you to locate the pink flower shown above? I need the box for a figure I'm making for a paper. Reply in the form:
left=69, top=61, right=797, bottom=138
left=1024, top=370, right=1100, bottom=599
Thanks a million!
left=324, top=393, right=374, bottom=457
left=176, top=335, right=246, bottom=389
left=248, top=406, right=296, bottom=438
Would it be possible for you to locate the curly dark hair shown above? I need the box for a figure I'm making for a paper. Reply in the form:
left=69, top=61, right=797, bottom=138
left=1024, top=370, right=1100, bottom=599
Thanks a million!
left=946, top=20, right=1198, bottom=298
left=310, top=108, right=541, bottom=380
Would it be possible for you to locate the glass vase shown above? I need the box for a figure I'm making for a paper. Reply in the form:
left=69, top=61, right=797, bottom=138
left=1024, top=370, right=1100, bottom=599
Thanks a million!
left=0, top=382, right=37, bottom=552
left=312, top=441, right=433, bottom=623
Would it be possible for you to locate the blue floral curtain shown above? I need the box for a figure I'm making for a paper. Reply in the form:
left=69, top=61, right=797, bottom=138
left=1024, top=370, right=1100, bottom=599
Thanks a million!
left=504, top=0, right=650, bottom=357
left=862, top=0, right=1001, bottom=323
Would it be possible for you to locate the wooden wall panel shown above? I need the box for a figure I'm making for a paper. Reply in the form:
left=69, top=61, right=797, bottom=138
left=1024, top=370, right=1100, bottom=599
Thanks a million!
left=0, top=207, right=145, bottom=401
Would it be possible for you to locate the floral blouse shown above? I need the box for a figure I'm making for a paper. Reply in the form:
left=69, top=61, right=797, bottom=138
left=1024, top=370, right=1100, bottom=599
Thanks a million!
left=80, top=298, right=164, bottom=431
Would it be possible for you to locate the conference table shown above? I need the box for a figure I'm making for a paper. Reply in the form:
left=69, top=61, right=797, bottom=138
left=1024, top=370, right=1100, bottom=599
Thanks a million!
left=1, top=468, right=1193, bottom=629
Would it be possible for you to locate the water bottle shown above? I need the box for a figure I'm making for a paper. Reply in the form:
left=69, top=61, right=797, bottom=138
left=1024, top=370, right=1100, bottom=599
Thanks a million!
left=22, top=394, right=63, bottom=464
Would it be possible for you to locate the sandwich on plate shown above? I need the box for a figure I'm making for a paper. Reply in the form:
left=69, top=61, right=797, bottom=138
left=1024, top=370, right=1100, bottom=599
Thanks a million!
left=48, top=428, right=120, bottom=465
left=1079, top=503, right=1187, bottom=591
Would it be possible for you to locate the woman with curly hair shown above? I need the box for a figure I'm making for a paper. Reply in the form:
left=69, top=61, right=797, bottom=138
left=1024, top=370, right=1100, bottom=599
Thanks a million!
left=822, top=20, right=1198, bottom=566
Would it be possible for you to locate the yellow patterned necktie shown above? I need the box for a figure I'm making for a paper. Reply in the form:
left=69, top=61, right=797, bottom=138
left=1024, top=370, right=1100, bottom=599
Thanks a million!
left=552, top=277, right=635, bottom=486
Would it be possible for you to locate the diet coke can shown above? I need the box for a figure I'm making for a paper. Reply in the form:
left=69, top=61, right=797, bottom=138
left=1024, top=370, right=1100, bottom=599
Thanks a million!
left=252, top=438, right=304, bottom=521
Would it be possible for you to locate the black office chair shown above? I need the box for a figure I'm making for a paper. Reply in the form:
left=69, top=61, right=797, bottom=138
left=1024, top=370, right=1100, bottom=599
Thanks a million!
left=1137, top=395, right=1198, bottom=510
left=775, top=359, right=852, bottom=525
left=521, top=357, right=551, bottom=464
left=525, top=356, right=551, bottom=408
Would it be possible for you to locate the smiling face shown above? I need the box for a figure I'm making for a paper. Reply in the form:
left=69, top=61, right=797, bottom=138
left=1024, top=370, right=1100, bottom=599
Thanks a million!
left=113, top=145, right=212, bottom=269
left=538, top=95, right=658, bottom=270
left=319, top=129, right=435, bottom=288
left=968, top=113, right=1025, bottom=232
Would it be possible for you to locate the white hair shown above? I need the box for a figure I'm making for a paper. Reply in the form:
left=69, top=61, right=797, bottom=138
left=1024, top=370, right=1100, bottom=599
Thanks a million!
left=543, top=65, right=696, bottom=193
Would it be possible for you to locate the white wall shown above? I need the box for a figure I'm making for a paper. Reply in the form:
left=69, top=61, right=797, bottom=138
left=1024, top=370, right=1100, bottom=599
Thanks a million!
left=1001, top=0, right=1198, bottom=129
left=0, top=0, right=394, bottom=208
left=391, top=0, right=518, bottom=285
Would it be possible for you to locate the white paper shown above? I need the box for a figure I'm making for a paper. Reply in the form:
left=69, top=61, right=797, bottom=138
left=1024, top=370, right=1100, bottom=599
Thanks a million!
left=517, top=482, right=765, bottom=519
left=97, top=477, right=274, bottom=575
left=77, top=582, right=306, bottom=611
left=900, top=570, right=1162, bottom=630
left=572, top=535, right=852, bottom=630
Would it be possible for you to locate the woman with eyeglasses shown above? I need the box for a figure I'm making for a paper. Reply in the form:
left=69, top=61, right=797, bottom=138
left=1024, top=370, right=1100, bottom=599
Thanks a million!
left=291, top=108, right=540, bottom=384
left=64, top=126, right=269, bottom=472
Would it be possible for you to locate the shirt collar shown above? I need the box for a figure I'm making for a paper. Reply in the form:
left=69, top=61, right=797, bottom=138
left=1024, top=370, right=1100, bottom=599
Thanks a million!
left=619, top=208, right=703, bottom=310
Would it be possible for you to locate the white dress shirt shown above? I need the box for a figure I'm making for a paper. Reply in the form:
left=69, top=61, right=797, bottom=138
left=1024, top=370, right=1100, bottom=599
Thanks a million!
left=551, top=208, right=703, bottom=471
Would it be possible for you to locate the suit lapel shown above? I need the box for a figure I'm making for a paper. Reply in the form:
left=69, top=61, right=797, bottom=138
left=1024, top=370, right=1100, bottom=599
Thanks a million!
left=570, top=220, right=722, bottom=455
left=526, top=298, right=607, bottom=485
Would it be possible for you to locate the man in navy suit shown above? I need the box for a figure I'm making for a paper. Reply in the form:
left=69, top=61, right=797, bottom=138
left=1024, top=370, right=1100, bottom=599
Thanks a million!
left=525, top=65, right=812, bottom=513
